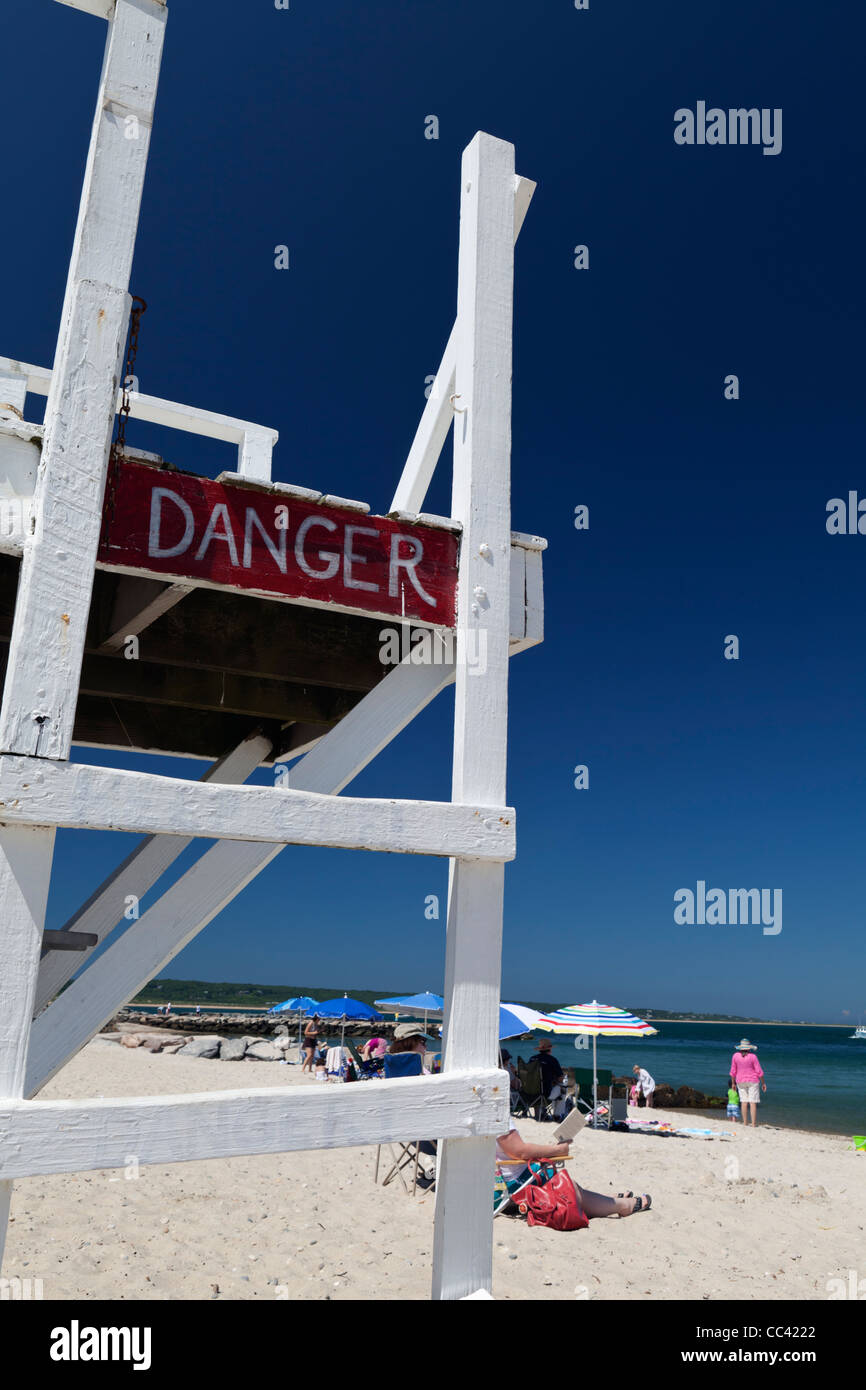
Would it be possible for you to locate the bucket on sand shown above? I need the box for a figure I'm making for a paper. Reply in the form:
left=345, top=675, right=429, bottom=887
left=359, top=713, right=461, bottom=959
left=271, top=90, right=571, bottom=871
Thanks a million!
left=852, top=1135, right=866, bottom=1152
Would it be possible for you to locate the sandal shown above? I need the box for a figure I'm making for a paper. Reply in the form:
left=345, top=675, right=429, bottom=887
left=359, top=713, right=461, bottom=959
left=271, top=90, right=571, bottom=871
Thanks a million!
left=632, top=1194, right=652, bottom=1213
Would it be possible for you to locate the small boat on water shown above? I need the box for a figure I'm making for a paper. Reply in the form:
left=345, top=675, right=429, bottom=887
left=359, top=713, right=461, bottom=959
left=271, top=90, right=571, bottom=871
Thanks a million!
left=850, top=1025, right=866, bottom=1040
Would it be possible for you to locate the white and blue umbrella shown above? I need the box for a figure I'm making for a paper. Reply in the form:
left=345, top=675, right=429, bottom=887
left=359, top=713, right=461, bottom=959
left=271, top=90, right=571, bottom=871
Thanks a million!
left=499, top=1003, right=542, bottom=1040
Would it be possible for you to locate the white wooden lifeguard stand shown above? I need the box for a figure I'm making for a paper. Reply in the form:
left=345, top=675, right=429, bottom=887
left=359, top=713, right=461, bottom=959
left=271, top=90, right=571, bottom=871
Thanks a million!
left=0, top=0, right=545, bottom=1300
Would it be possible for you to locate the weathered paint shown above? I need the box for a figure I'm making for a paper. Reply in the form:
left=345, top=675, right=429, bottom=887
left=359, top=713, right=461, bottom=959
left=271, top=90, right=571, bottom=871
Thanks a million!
left=98, top=458, right=459, bottom=625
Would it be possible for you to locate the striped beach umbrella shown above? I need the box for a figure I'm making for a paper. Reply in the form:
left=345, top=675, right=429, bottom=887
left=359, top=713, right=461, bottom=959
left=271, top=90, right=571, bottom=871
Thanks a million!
left=537, top=1001, right=658, bottom=1125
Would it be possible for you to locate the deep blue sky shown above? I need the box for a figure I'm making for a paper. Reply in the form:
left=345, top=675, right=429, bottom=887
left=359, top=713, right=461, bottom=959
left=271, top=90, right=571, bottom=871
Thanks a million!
left=4, top=0, right=865, bottom=1021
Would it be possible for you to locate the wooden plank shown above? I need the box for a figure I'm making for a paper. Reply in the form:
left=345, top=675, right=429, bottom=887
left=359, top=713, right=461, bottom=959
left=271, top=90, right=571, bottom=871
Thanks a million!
left=0, top=0, right=167, bottom=762
left=34, top=732, right=272, bottom=1015
left=85, top=580, right=389, bottom=692
left=71, top=698, right=287, bottom=764
left=0, top=1069, right=509, bottom=1180
left=389, top=175, right=535, bottom=517
left=0, top=357, right=277, bottom=462
left=0, top=824, right=56, bottom=1263
left=0, top=755, right=516, bottom=861
left=41, top=930, right=98, bottom=952
left=25, top=660, right=455, bottom=1097
left=0, top=0, right=166, bottom=1267
left=98, top=458, right=459, bottom=627
left=55, top=0, right=116, bottom=19
left=97, top=576, right=193, bottom=652
left=433, top=133, right=516, bottom=1302
left=75, top=651, right=362, bottom=724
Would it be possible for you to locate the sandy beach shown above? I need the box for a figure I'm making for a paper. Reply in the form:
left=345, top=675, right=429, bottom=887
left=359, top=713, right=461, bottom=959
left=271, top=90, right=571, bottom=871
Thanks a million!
left=4, top=1036, right=863, bottom=1302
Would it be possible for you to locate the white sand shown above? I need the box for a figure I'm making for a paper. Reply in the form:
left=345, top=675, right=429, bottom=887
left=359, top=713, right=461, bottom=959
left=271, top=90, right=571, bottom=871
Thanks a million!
left=5, top=1037, right=863, bottom=1301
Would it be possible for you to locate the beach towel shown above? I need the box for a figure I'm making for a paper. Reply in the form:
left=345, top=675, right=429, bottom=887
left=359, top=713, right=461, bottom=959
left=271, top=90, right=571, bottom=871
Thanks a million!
left=325, top=1046, right=346, bottom=1082
left=517, top=1170, right=588, bottom=1232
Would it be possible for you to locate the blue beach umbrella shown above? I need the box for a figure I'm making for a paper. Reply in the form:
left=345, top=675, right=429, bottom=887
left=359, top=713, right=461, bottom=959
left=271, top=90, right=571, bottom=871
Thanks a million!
left=375, top=992, right=444, bottom=1031
left=268, top=995, right=320, bottom=1015
left=268, top=996, right=321, bottom=1059
left=310, top=995, right=384, bottom=1047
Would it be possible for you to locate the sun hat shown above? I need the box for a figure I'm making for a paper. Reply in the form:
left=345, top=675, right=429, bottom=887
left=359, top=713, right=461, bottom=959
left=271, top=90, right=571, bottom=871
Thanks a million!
left=735, top=1037, right=756, bottom=1050
left=393, top=1022, right=435, bottom=1043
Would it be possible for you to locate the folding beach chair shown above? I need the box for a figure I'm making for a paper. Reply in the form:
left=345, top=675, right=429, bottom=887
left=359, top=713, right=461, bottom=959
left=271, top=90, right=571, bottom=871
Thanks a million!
left=571, top=1067, right=625, bottom=1128
left=374, top=1053, right=429, bottom=1196
left=514, top=1056, right=559, bottom=1122
left=345, top=1039, right=380, bottom=1080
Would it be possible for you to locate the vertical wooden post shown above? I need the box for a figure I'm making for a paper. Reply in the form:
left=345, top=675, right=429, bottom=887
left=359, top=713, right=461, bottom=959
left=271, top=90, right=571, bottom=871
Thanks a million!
left=0, top=0, right=166, bottom=1271
left=431, top=132, right=515, bottom=1301
left=0, top=369, right=27, bottom=424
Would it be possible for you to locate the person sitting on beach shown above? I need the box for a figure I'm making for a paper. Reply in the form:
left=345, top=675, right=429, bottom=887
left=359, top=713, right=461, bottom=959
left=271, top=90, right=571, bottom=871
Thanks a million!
left=632, top=1065, right=655, bottom=1108
left=388, top=1023, right=435, bottom=1066
left=536, top=1039, right=568, bottom=1120
left=726, top=1083, right=742, bottom=1123
left=495, top=1127, right=651, bottom=1218
left=729, top=1038, right=766, bottom=1127
left=500, top=1049, right=522, bottom=1109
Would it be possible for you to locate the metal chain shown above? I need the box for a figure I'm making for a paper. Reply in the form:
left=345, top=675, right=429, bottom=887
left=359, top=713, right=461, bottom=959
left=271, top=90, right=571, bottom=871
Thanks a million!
left=107, top=295, right=147, bottom=523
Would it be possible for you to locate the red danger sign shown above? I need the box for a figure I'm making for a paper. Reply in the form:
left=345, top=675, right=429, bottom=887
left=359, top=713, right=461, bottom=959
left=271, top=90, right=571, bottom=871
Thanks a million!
left=98, top=460, right=459, bottom=626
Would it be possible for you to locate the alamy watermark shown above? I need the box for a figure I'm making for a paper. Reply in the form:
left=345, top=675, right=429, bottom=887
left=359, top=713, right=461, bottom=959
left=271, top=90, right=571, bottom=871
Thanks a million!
left=674, top=880, right=782, bottom=935
left=674, top=103, right=782, bottom=157
left=378, top=625, right=487, bottom=675
left=0, top=1276, right=44, bottom=1300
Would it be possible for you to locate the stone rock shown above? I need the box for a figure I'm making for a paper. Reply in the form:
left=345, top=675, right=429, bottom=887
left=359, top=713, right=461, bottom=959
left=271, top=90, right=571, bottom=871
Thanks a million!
left=245, top=1042, right=280, bottom=1062
left=161, top=1042, right=185, bottom=1054
left=120, top=1034, right=143, bottom=1048
left=142, top=1036, right=166, bottom=1052
left=177, top=1037, right=221, bottom=1059
left=220, top=1038, right=248, bottom=1061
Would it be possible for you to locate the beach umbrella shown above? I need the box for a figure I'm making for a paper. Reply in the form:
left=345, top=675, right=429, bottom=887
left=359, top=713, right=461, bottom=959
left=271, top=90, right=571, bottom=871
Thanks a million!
left=499, top=1003, right=542, bottom=1040
left=269, top=994, right=320, bottom=1014
left=537, top=1001, right=658, bottom=1126
left=268, top=995, right=321, bottom=1059
left=375, top=991, right=444, bottom=1031
left=308, top=994, right=384, bottom=1048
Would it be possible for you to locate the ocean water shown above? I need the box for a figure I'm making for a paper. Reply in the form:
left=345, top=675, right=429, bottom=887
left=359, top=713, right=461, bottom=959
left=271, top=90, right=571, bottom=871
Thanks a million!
left=511, top=1023, right=866, bottom=1137
left=125, top=1008, right=866, bottom=1137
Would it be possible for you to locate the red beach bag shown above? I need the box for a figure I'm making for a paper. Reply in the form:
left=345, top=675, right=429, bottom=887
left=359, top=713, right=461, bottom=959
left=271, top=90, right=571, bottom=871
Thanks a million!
left=518, top=1170, right=589, bottom=1231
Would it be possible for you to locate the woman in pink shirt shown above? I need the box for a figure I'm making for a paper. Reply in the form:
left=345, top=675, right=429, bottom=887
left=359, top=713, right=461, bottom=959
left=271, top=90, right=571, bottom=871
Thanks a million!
left=729, top=1038, right=766, bottom=1127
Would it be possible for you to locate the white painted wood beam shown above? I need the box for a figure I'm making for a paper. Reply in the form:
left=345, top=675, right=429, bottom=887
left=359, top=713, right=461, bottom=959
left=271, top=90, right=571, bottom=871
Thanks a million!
left=0, top=369, right=27, bottom=425
left=25, top=660, right=454, bottom=1097
left=97, top=576, right=193, bottom=652
left=389, top=174, right=535, bottom=517
left=432, top=134, right=517, bottom=1302
left=55, top=0, right=117, bottom=18
left=0, top=0, right=166, bottom=1270
left=34, top=732, right=272, bottom=1016
left=0, top=1069, right=509, bottom=1180
left=0, top=1, right=167, bottom=761
left=0, top=756, right=516, bottom=862
left=0, top=824, right=56, bottom=1265
left=0, top=359, right=278, bottom=461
